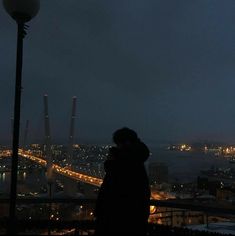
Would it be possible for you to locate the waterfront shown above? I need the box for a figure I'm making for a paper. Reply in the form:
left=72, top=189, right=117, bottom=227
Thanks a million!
left=150, top=148, right=232, bottom=182
left=0, top=145, right=234, bottom=194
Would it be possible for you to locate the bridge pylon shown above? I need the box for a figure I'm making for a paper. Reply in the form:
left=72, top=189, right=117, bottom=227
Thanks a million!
left=64, top=96, right=77, bottom=197
left=22, top=120, right=29, bottom=149
left=67, top=96, right=77, bottom=169
left=43, top=94, right=54, bottom=197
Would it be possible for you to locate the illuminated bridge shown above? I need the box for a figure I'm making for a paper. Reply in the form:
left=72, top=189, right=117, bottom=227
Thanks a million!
left=1, top=149, right=170, bottom=199
left=16, top=149, right=103, bottom=187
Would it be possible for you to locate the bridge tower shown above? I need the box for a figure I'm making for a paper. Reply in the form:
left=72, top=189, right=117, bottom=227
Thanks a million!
left=22, top=120, right=29, bottom=149
left=64, top=96, right=78, bottom=197
left=43, top=94, right=53, bottom=197
left=67, top=96, right=77, bottom=168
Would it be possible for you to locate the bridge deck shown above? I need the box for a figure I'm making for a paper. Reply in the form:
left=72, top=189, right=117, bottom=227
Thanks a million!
left=18, top=149, right=103, bottom=187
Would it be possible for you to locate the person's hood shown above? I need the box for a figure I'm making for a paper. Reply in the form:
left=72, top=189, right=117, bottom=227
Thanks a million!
left=115, top=141, right=150, bottom=163
left=130, top=141, right=150, bottom=162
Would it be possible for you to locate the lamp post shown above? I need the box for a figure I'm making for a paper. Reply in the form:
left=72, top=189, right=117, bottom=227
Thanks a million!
left=2, top=0, right=40, bottom=234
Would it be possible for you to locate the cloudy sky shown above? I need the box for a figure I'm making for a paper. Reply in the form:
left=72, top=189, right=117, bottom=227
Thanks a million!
left=1, top=0, right=235, bottom=145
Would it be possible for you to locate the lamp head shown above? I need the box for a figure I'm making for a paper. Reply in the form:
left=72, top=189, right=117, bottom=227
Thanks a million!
left=3, top=0, right=40, bottom=22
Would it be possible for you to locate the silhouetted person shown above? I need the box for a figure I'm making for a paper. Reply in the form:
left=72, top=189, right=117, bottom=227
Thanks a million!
left=95, top=128, right=150, bottom=235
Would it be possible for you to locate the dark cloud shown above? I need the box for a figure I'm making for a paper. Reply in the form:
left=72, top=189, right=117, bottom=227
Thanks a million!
left=1, top=0, right=235, bottom=145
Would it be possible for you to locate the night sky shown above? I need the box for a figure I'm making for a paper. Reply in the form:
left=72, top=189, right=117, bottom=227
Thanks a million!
left=1, top=0, right=235, bottom=145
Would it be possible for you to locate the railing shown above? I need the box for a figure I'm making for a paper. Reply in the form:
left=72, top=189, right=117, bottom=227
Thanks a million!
left=0, top=199, right=235, bottom=235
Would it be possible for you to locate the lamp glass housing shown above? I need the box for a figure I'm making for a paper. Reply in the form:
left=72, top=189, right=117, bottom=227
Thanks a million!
left=3, top=0, right=40, bottom=22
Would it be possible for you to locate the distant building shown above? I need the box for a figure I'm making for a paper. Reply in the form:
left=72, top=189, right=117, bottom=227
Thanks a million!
left=148, top=162, right=168, bottom=184
left=197, top=176, right=221, bottom=196
left=197, top=177, right=209, bottom=190
left=217, top=187, right=235, bottom=201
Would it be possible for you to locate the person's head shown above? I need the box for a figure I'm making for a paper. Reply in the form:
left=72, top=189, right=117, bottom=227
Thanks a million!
left=113, top=127, right=139, bottom=147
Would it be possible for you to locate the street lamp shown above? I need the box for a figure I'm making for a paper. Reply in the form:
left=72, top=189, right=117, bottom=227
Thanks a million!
left=2, top=0, right=40, bottom=234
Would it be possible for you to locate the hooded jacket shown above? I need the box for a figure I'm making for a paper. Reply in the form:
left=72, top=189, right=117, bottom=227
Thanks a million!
left=95, top=141, right=150, bottom=235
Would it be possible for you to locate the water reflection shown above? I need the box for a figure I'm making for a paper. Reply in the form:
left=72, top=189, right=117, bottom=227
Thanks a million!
left=151, top=148, right=232, bottom=182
